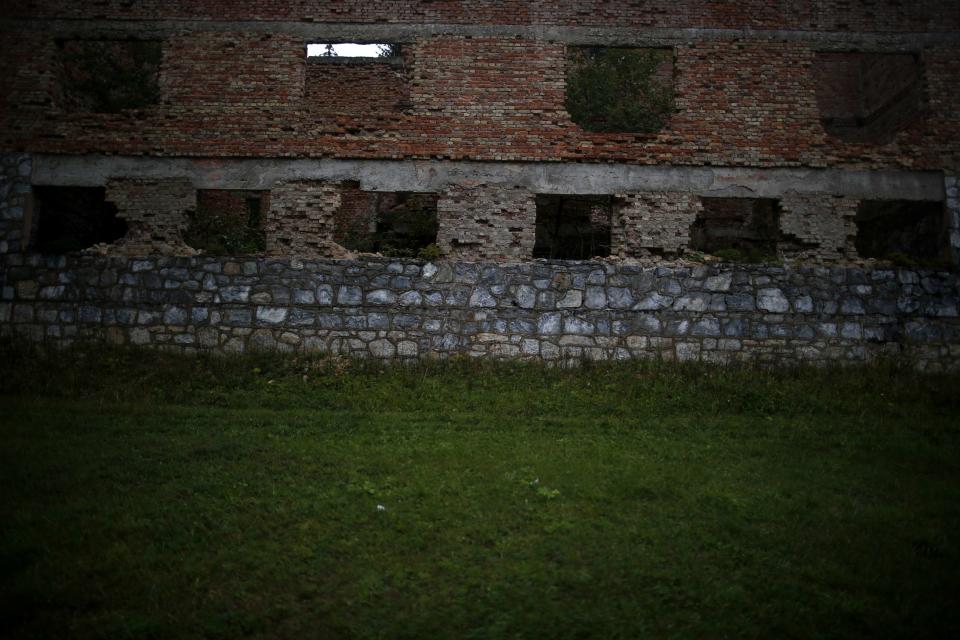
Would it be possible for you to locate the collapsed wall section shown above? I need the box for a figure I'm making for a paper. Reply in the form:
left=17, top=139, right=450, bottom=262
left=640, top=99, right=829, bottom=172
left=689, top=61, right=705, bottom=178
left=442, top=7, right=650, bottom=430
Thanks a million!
left=1, top=254, right=958, bottom=371
left=102, top=177, right=197, bottom=256
left=778, top=192, right=859, bottom=261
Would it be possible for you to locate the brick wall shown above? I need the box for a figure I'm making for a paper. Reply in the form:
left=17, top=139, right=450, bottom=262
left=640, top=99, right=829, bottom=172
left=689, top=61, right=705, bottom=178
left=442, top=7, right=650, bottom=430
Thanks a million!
left=264, top=180, right=351, bottom=257
left=2, top=31, right=957, bottom=169
left=611, top=193, right=703, bottom=257
left=8, top=1, right=959, bottom=31
left=436, top=185, right=536, bottom=261
left=103, top=178, right=197, bottom=256
left=305, top=58, right=411, bottom=114
left=779, top=192, right=859, bottom=260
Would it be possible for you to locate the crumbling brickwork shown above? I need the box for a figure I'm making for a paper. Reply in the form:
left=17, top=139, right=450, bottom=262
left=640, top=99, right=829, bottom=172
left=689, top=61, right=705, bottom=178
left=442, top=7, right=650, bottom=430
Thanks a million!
left=103, top=178, right=196, bottom=256
left=265, top=180, right=352, bottom=258
left=778, top=192, right=859, bottom=261
left=436, top=185, right=536, bottom=261
left=611, top=193, right=703, bottom=257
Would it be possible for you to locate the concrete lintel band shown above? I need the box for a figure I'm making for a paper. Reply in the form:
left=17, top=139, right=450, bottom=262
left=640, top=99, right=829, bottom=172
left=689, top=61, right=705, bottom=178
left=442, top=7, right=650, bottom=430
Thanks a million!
left=31, top=155, right=946, bottom=202
left=4, top=19, right=959, bottom=51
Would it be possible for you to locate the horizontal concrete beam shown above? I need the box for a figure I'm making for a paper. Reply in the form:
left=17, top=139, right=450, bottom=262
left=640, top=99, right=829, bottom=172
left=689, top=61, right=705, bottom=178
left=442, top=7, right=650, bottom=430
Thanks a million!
left=31, top=155, right=945, bottom=201
left=4, top=19, right=958, bottom=50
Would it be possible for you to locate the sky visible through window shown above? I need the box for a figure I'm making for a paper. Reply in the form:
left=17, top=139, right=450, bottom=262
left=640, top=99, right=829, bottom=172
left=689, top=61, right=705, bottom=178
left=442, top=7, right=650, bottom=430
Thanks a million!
left=307, top=43, right=387, bottom=57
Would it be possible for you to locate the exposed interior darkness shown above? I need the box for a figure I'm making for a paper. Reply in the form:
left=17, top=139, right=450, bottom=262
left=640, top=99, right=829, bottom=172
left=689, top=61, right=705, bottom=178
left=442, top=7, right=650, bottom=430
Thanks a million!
left=31, top=186, right=127, bottom=253
left=813, top=52, right=923, bottom=144
left=185, top=190, right=269, bottom=255
left=336, top=183, right=439, bottom=257
left=565, top=47, right=674, bottom=133
left=57, top=39, right=162, bottom=113
left=534, top=195, right=612, bottom=260
left=855, top=200, right=946, bottom=264
left=689, top=198, right=781, bottom=259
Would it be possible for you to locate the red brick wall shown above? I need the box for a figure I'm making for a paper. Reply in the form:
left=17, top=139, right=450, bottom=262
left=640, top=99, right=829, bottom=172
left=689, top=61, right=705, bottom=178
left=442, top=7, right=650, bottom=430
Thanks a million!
left=9, top=1, right=959, bottom=32
left=306, top=59, right=410, bottom=114
left=1, top=29, right=957, bottom=171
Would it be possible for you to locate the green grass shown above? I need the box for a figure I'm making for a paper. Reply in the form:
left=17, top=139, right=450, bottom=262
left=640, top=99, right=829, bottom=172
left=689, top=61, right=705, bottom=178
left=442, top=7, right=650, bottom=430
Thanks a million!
left=2, top=342, right=959, bottom=639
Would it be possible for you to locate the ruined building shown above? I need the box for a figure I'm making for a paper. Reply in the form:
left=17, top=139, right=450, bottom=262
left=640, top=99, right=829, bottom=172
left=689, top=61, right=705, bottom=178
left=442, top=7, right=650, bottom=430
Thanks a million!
left=1, top=1, right=959, bottom=368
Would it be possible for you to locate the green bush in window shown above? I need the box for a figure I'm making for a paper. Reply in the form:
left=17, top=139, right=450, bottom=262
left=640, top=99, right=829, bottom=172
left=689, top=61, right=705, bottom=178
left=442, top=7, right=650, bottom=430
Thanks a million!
left=566, top=47, right=674, bottom=133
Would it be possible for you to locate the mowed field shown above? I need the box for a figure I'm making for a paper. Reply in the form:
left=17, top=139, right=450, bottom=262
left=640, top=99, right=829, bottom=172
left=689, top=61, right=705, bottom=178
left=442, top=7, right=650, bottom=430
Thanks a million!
left=2, top=342, right=959, bottom=639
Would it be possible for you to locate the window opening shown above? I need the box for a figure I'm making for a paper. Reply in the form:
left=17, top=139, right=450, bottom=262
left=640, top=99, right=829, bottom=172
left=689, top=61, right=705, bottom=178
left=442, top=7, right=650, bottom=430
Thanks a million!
left=534, top=195, right=612, bottom=260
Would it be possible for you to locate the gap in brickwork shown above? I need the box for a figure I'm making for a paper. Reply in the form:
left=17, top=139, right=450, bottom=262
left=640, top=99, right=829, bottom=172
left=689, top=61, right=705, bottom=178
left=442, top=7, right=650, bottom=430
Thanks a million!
left=689, top=198, right=781, bottom=262
left=56, top=39, right=162, bottom=113
left=307, top=43, right=402, bottom=58
left=534, top=195, right=612, bottom=260
left=565, top=47, right=674, bottom=133
left=31, top=186, right=127, bottom=254
left=184, top=190, right=268, bottom=256
left=813, top=51, right=923, bottom=144
left=854, top=200, right=948, bottom=266
left=336, top=184, right=439, bottom=258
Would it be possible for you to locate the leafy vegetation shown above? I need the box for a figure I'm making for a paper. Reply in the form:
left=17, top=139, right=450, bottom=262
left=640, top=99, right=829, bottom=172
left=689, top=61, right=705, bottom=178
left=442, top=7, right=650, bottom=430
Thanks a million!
left=566, top=47, right=674, bottom=133
left=2, top=341, right=959, bottom=639
left=184, top=191, right=267, bottom=255
left=59, top=40, right=162, bottom=113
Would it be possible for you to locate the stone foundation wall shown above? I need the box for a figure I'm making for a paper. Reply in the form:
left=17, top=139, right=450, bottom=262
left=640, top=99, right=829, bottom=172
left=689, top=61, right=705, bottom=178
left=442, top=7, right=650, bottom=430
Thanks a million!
left=1, top=254, right=958, bottom=371
left=947, top=172, right=960, bottom=263
left=0, top=153, right=31, bottom=255
left=436, top=185, right=536, bottom=261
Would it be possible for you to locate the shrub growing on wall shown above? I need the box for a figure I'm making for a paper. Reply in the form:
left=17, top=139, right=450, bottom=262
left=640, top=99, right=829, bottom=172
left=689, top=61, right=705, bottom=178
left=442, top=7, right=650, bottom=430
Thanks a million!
left=59, top=40, right=162, bottom=113
left=566, top=47, right=674, bottom=133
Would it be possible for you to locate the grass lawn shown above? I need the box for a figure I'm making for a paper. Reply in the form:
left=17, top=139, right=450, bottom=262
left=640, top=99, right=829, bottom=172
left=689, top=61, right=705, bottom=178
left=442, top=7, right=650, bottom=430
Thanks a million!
left=1, top=342, right=959, bottom=639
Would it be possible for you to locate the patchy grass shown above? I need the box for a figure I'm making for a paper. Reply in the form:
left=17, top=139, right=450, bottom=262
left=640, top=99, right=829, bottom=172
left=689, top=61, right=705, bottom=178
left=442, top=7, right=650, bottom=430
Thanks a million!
left=1, top=342, right=959, bottom=639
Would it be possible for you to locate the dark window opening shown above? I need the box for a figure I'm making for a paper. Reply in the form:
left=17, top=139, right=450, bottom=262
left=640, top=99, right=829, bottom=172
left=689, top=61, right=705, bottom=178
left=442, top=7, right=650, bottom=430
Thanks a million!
left=57, top=39, right=162, bottom=113
left=32, top=186, right=127, bottom=254
left=185, top=190, right=268, bottom=255
left=336, top=185, right=439, bottom=258
left=855, top=200, right=947, bottom=266
left=813, top=52, right=923, bottom=144
left=690, top=198, right=780, bottom=262
left=566, top=47, right=674, bottom=133
left=534, top=195, right=612, bottom=260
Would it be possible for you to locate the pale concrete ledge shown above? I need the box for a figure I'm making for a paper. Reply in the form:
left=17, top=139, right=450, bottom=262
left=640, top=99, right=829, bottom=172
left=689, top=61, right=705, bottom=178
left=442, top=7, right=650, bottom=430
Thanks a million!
left=3, top=19, right=959, bottom=51
left=31, top=155, right=945, bottom=202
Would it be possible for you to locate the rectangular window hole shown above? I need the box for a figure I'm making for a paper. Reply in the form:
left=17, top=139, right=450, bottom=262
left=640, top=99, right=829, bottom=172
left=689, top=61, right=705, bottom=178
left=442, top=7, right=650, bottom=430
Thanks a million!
left=534, top=195, right=612, bottom=260
left=185, top=190, right=269, bottom=255
left=336, top=185, right=439, bottom=258
left=306, top=43, right=402, bottom=58
left=57, top=39, right=162, bottom=113
left=566, top=47, right=674, bottom=133
left=690, top=198, right=780, bottom=262
left=813, top=52, right=923, bottom=144
left=855, top=200, right=947, bottom=266
left=32, top=186, right=127, bottom=254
